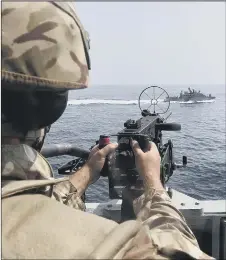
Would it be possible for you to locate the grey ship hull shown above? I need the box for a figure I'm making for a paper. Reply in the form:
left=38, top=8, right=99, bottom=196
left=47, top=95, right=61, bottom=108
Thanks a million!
left=165, top=95, right=216, bottom=103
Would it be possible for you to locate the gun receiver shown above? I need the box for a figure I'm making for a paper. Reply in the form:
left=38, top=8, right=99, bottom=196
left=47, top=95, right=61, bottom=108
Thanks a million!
left=41, top=86, right=187, bottom=200
left=106, top=107, right=183, bottom=199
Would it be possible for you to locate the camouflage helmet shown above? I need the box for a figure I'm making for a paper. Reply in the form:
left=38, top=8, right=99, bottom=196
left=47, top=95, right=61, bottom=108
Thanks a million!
left=1, top=2, right=91, bottom=150
left=2, top=2, right=91, bottom=91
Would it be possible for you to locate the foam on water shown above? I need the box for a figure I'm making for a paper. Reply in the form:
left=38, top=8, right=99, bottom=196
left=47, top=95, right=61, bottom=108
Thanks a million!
left=67, top=99, right=165, bottom=106
left=68, top=99, right=138, bottom=105
left=179, top=100, right=215, bottom=104
left=67, top=99, right=215, bottom=106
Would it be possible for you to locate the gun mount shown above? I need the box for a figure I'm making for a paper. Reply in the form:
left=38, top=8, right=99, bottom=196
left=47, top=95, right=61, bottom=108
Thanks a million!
left=40, top=86, right=226, bottom=260
left=41, top=86, right=187, bottom=200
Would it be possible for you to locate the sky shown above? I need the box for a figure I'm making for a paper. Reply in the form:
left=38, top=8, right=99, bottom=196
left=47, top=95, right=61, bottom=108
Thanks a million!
left=75, top=2, right=225, bottom=86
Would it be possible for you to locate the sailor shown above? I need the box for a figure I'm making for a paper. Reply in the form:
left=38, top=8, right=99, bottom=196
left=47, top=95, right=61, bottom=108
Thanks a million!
left=180, top=90, right=183, bottom=98
left=2, top=2, right=213, bottom=259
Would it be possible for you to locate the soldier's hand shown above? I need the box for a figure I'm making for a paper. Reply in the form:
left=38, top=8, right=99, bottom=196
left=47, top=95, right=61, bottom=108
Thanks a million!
left=86, top=143, right=118, bottom=184
left=131, top=140, right=163, bottom=190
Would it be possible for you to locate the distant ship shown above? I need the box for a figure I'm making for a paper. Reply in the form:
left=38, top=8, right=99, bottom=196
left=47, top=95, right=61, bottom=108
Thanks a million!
left=164, top=88, right=216, bottom=102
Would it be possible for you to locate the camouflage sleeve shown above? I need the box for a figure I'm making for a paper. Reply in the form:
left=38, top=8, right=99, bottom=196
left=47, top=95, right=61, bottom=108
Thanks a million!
left=51, top=179, right=86, bottom=211
left=134, top=189, right=198, bottom=243
left=123, top=189, right=214, bottom=259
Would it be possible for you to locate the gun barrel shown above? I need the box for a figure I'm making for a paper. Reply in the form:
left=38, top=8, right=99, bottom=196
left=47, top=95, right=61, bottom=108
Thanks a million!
left=41, top=144, right=90, bottom=159
left=156, top=123, right=181, bottom=131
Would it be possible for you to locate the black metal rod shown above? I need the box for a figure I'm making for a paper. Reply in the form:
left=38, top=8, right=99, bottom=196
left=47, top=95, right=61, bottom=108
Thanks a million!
left=41, top=144, right=90, bottom=159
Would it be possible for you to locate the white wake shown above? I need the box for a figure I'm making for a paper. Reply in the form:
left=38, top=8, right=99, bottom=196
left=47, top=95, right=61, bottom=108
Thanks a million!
left=67, top=98, right=215, bottom=106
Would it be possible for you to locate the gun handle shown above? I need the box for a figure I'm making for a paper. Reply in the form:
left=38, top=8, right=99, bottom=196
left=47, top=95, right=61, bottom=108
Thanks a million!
left=100, top=159, right=109, bottom=177
left=98, top=135, right=111, bottom=177
left=138, top=136, right=149, bottom=151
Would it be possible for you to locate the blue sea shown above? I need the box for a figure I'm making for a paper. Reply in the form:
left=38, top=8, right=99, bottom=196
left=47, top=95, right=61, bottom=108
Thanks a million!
left=45, top=84, right=226, bottom=202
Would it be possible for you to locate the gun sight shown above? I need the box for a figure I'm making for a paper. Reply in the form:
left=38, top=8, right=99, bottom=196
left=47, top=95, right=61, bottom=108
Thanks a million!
left=41, top=86, right=187, bottom=202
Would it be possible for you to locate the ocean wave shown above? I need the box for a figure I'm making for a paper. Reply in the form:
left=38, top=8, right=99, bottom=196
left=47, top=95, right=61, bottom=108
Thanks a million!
left=179, top=100, right=215, bottom=104
left=67, top=98, right=215, bottom=106
left=67, top=98, right=164, bottom=106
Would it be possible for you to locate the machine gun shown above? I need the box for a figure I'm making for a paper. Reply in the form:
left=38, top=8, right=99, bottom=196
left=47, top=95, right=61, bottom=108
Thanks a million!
left=41, top=86, right=187, bottom=200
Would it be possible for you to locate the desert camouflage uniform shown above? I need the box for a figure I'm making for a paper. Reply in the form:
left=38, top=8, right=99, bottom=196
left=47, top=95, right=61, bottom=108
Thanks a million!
left=1, top=2, right=214, bottom=259
left=2, top=1, right=90, bottom=209
left=1, top=144, right=86, bottom=211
